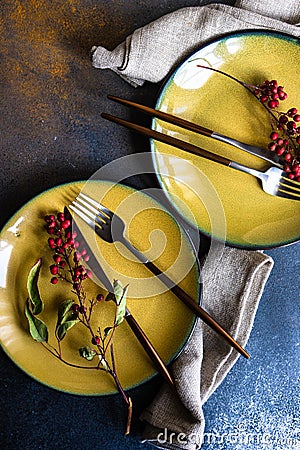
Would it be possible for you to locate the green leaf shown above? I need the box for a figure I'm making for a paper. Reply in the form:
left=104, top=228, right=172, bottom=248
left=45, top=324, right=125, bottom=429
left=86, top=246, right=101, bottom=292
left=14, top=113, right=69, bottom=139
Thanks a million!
left=114, top=281, right=128, bottom=327
left=113, top=279, right=124, bottom=304
left=79, top=346, right=96, bottom=361
left=104, top=326, right=113, bottom=337
left=105, top=292, right=116, bottom=303
left=56, top=300, right=78, bottom=340
left=57, top=300, right=75, bottom=326
left=56, top=319, right=79, bottom=341
left=25, top=300, right=48, bottom=342
left=27, top=258, right=43, bottom=315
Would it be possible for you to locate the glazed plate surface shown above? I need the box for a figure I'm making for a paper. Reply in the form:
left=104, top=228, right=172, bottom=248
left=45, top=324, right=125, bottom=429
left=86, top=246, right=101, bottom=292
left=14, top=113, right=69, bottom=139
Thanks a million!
left=0, top=181, right=200, bottom=395
left=151, top=31, right=300, bottom=249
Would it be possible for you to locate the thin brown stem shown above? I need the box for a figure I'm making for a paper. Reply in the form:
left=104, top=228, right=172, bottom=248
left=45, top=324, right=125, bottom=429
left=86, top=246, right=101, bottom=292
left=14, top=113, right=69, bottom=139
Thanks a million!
left=110, top=345, right=130, bottom=407
left=110, top=345, right=132, bottom=434
left=125, top=397, right=133, bottom=435
left=41, top=343, right=104, bottom=371
left=103, top=321, right=118, bottom=357
left=57, top=338, right=62, bottom=358
left=196, top=64, right=279, bottom=122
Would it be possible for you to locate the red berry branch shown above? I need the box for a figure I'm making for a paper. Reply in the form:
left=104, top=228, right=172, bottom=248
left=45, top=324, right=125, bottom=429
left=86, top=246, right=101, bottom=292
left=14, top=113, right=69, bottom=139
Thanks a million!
left=197, top=64, right=300, bottom=181
left=45, top=211, right=93, bottom=288
left=24, top=211, right=132, bottom=435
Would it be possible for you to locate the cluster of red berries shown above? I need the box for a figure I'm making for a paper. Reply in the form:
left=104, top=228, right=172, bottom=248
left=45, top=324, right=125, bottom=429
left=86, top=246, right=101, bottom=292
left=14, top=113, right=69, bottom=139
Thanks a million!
left=45, top=211, right=107, bottom=351
left=253, top=79, right=287, bottom=108
left=44, top=211, right=92, bottom=289
left=70, top=293, right=104, bottom=319
left=252, top=80, right=300, bottom=180
left=268, top=126, right=300, bottom=180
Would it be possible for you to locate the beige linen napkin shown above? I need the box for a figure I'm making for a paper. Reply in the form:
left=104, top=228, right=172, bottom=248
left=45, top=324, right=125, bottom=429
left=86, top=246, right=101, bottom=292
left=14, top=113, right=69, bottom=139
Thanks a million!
left=90, top=1, right=299, bottom=448
left=91, top=0, right=300, bottom=87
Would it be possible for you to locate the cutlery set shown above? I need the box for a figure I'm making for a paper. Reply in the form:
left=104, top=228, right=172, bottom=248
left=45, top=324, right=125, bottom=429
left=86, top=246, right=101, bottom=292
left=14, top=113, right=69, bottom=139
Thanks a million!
left=69, top=192, right=248, bottom=386
left=64, top=207, right=175, bottom=389
left=67, top=94, right=300, bottom=384
left=102, top=95, right=300, bottom=202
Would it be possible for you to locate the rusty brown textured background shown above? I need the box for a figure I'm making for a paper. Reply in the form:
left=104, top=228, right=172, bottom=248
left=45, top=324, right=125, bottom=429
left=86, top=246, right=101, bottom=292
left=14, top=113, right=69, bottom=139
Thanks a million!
left=0, top=2, right=298, bottom=450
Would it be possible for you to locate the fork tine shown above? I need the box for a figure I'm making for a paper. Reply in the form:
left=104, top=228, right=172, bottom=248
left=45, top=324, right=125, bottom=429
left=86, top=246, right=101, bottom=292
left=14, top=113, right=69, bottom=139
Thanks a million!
left=71, top=200, right=106, bottom=229
left=277, top=186, right=300, bottom=200
left=69, top=203, right=95, bottom=229
left=277, top=191, right=300, bottom=200
left=76, top=196, right=108, bottom=224
left=79, top=193, right=113, bottom=218
left=280, top=176, right=300, bottom=192
left=278, top=176, right=300, bottom=200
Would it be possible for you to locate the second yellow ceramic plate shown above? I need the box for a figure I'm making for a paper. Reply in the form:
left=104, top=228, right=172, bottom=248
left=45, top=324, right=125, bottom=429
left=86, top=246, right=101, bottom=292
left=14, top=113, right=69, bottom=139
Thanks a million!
left=0, top=181, right=200, bottom=395
left=151, top=31, right=300, bottom=249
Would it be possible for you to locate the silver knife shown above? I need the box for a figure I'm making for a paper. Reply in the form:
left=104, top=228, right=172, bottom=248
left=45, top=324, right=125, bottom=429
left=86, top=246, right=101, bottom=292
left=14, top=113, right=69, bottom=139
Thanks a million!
left=208, top=131, right=283, bottom=169
left=64, top=207, right=175, bottom=389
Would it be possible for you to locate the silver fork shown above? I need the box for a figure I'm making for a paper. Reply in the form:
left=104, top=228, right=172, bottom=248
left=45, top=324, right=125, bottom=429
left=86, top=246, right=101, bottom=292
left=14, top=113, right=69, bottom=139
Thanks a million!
left=70, top=192, right=250, bottom=359
left=101, top=112, right=300, bottom=201
left=229, top=161, right=300, bottom=200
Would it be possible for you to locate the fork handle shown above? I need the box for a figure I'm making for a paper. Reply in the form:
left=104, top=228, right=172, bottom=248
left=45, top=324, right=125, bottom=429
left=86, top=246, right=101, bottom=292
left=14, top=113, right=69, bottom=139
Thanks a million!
left=120, top=235, right=249, bottom=358
left=107, top=95, right=214, bottom=137
left=106, top=95, right=283, bottom=168
left=144, top=261, right=250, bottom=359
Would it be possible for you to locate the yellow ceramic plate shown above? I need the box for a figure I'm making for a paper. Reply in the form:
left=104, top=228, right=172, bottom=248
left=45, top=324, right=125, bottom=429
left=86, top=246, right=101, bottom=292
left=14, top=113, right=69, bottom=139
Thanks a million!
left=151, top=31, right=300, bottom=249
left=0, top=181, right=200, bottom=395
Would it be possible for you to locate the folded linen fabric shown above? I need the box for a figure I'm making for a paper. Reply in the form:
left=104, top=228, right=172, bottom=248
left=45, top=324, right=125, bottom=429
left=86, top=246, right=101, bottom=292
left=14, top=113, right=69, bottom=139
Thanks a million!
left=91, top=1, right=300, bottom=87
left=140, top=248, right=273, bottom=450
left=90, top=1, right=299, bottom=448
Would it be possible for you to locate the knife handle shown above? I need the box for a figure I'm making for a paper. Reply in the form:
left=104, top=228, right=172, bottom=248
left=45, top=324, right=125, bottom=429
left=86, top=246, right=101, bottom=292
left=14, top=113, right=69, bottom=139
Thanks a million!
left=144, top=261, right=250, bottom=359
left=125, top=312, right=175, bottom=389
left=101, top=112, right=231, bottom=166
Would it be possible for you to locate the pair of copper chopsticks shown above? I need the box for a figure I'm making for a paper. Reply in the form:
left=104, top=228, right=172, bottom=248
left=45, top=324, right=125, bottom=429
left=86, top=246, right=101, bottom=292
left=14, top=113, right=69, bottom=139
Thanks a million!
left=101, top=97, right=250, bottom=360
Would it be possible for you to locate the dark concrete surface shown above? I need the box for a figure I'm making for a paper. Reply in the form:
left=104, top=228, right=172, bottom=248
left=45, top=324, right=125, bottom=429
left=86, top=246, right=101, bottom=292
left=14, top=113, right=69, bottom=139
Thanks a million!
left=0, top=1, right=299, bottom=449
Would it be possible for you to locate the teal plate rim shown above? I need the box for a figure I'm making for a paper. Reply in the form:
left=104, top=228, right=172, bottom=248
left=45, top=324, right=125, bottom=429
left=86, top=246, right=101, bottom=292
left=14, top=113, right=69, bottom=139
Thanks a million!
left=150, top=29, right=300, bottom=250
left=0, top=180, right=202, bottom=396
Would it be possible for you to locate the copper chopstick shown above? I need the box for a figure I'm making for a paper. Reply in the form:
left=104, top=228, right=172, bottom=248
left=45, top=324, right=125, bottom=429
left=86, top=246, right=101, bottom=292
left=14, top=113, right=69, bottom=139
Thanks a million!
left=124, top=310, right=175, bottom=388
